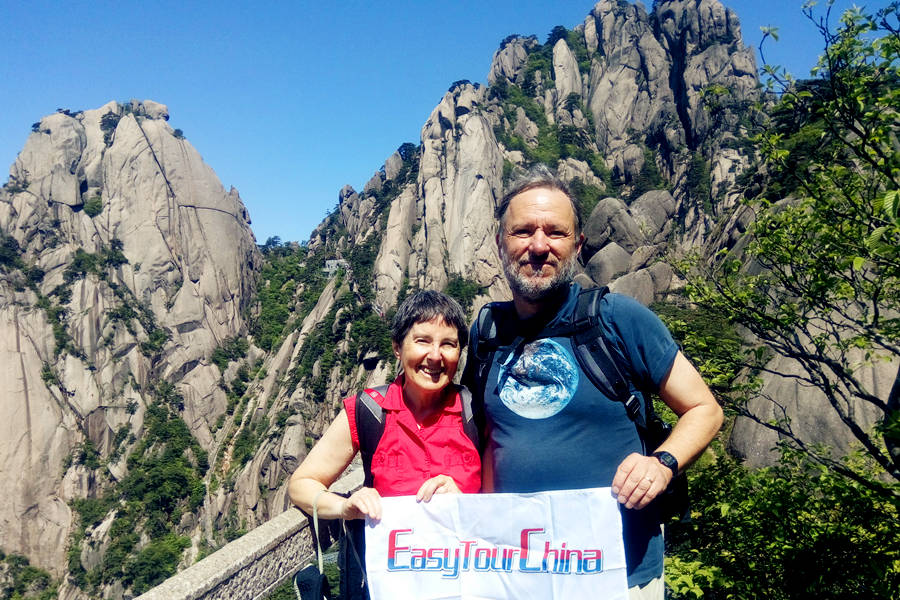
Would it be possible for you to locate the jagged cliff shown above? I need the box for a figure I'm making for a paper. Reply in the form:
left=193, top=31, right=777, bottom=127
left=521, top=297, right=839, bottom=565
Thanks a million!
left=1, top=1, right=888, bottom=597
left=342, top=0, right=757, bottom=310
left=0, top=99, right=259, bottom=596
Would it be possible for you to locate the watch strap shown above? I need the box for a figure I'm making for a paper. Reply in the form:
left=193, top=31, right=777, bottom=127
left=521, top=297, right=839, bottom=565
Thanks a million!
left=652, top=450, right=678, bottom=476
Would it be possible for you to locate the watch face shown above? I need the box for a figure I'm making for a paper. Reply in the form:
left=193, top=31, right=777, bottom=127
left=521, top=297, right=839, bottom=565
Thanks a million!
left=654, top=451, right=678, bottom=473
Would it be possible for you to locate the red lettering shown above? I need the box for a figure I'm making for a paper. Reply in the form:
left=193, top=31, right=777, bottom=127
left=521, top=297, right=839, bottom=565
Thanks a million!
left=520, top=528, right=544, bottom=572
left=387, top=529, right=412, bottom=561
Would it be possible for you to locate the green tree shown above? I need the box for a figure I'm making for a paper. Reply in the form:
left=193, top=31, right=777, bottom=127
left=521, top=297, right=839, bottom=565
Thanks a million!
left=0, top=552, right=58, bottom=599
left=654, top=302, right=900, bottom=599
left=83, top=196, right=103, bottom=217
left=444, top=275, right=484, bottom=314
left=682, top=3, right=900, bottom=493
left=666, top=447, right=900, bottom=599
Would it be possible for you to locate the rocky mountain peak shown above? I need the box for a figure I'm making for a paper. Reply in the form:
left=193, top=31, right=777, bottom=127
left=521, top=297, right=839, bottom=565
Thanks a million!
left=0, top=2, right=776, bottom=595
left=488, top=35, right=540, bottom=86
left=1, top=99, right=259, bottom=579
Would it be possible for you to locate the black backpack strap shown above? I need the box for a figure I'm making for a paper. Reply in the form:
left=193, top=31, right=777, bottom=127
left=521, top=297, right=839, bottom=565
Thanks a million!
left=467, top=302, right=511, bottom=437
left=456, top=384, right=480, bottom=450
left=476, top=302, right=498, bottom=351
left=355, top=384, right=390, bottom=488
left=568, top=287, right=646, bottom=428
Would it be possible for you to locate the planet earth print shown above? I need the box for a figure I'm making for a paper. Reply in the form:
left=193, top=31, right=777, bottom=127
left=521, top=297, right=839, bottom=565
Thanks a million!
left=497, top=338, right=580, bottom=419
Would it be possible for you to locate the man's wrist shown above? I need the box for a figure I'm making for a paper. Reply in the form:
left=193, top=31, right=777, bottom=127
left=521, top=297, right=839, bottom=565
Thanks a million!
left=652, top=451, right=678, bottom=477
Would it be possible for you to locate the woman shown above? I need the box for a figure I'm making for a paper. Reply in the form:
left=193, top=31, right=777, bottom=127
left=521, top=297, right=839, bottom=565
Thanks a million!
left=288, top=289, right=480, bottom=523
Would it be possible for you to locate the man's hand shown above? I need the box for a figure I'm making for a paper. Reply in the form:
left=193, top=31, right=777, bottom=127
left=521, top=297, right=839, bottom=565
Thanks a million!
left=610, top=453, right=673, bottom=510
left=342, top=486, right=383, bottom=521
left=415, top=474, right=461, bottom=502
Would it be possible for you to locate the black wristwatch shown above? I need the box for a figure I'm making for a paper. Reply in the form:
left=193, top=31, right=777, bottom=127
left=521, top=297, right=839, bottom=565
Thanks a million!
left=652, top=451, right=678, bottom=477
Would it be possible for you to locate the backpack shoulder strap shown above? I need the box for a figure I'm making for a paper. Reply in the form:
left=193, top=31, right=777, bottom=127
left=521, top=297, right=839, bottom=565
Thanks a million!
left=467, top=301, right=513, bottom=435
left=456, top=384, right=480, bottom=450
left=355, top=384, right=390, bottom=488
left=569, top=287, right=646, bottom=427
left=474, top=301, right=512, bottom=356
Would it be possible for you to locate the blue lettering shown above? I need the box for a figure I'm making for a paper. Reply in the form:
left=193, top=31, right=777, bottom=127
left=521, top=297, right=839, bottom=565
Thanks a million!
left=410, top=548, right=427, bottom=569
left=519, top=528, right=544, bottom=573
left=441, top=549, right=461, bottom=579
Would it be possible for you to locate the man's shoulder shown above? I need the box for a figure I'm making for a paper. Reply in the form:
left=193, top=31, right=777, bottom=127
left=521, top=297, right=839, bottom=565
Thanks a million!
left=474, top=299, right=517, bottom=325
left=471, top=300, right=518, bottom=347
left=595, top=290, right=662, bottom=325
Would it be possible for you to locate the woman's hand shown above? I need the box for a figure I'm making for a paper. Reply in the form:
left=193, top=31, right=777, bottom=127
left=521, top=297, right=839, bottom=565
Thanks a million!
left=342, top=487, right=383, bottom=521
left=415, top=474, right=461, bottom=502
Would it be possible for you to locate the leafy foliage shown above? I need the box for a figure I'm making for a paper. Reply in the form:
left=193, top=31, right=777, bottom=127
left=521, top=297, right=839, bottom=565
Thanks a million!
left=684, top=152, right=712, bottom=213
left=62, top=242, right=128, bottom=283
left=444, top=275, right=484, bottom=314
left=347, top=309, right=392, bottom=363
left=344, top=233, right=380, bottom=301
left=0, top=234, right=24, bottom=270
left=211, top=337, right=249, bottom=372
left=569, top=178, right=606, bottom=224
left=681, top=3, right=900, bottom=491
left=126, top=534, right=191, bottom=594
left=0, top=551, right=58, bottom=600
left=251, top=242, right=325, bottom=352
left=666, top=447, right=900, bottom=600
left=657, top=264, right=898, bottom=600
left=67, top=384, right=206, bottom=595
left=629, top=146, right=666, bottom=200
left=652, top=301, right=743, bottom=394
left=100, top=111, right=120, bottom=147
left=83, top=196, right=103, bottom=218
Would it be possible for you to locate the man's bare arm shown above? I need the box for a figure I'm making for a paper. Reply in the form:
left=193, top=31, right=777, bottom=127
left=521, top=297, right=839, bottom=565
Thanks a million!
left=611, top=351, right=723, bottom=510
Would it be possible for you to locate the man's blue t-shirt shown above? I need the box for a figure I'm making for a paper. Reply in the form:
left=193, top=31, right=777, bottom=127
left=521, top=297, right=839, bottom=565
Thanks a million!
left=471, top=283, right=679, bottom=587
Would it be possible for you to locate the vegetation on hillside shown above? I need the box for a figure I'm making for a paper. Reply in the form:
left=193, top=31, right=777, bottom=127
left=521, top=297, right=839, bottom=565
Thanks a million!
left=67, top=384, right=205, bottom=595
left=0, top=551, right=58, bottom=600
left=665, top=4, right=900, bottom=597
left=252, top=240, right=327, bottom=353
left=487, top=25, right=676, bottom=206
left=656, top=298, right=899, bottom=598
left=682, top=2, right=900, bottom=492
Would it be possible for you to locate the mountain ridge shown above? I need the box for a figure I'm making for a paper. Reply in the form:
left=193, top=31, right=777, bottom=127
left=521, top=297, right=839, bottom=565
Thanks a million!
left=2, top=1, right=884, bottom=597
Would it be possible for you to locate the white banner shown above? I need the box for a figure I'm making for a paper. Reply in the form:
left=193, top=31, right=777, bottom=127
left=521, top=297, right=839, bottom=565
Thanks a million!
left=365, top=488, right=628, bottom=600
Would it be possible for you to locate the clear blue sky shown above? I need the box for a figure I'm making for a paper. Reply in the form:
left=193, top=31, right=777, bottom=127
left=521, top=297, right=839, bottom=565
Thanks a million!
left=1, top=0, right=885, bottom=244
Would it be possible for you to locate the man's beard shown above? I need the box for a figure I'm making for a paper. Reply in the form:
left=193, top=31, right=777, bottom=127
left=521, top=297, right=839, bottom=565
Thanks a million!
left=500, top=246, right=579, bottom=302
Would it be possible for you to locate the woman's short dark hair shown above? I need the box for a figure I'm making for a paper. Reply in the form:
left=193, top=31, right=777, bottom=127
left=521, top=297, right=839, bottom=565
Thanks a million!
left=391, top=290, right=469, bottom=348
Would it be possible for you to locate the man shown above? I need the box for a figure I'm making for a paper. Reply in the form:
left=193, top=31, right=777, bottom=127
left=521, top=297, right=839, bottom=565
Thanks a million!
left=462, top=167, right=723, bottom=599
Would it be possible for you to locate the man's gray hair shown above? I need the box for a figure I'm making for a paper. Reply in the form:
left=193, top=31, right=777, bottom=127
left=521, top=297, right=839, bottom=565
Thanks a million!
left=495, top=164, right=582, bottom=235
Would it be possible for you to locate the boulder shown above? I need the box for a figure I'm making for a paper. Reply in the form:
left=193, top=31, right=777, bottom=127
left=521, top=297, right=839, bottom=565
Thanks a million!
left=585, top=242, right=632, bottom=286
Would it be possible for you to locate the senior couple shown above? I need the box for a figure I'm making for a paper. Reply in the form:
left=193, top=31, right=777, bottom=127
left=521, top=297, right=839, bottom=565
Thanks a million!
left=289, top=167, right=723, bottom=599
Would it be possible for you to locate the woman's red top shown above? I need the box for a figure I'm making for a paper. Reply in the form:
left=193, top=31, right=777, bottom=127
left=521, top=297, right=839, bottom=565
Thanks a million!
left=344, top=377, right=481, bottom=496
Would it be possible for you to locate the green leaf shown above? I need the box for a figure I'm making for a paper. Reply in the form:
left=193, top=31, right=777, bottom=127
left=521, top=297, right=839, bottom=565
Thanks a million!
left=879, top=189, right=900, bottom=222
left=760, top=25, right=780, bottom=41
left=866, top=226, right=888, bottom=248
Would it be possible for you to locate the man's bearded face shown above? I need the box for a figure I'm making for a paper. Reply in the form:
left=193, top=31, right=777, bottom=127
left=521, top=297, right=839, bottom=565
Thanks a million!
left=498, top=187, right=582, bottom=302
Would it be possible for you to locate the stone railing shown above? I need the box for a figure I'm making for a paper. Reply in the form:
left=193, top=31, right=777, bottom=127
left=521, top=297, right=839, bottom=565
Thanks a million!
left=136, top=470, right=362, bottom=600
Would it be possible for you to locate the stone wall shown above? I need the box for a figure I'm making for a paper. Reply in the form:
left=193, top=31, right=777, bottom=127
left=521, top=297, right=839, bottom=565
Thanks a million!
left=136, top=472, right=361, bottom=600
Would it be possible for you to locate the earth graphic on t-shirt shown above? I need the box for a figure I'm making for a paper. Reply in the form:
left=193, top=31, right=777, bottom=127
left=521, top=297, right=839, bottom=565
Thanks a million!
left=497, top=338, right=580, bottom=419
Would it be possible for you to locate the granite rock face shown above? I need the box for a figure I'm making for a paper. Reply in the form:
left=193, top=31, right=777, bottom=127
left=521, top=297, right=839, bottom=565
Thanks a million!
left=0, top=100, right=259, bottom=577
left=583, top=190, right=676, bottom=301
left=354, top=0, right=760, bottom=307
left=2, top=1, right=880, bottom=595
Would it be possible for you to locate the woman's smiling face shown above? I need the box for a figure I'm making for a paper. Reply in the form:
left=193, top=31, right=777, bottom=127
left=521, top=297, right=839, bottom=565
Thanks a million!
left=393, top=317, right=461, bottom=397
